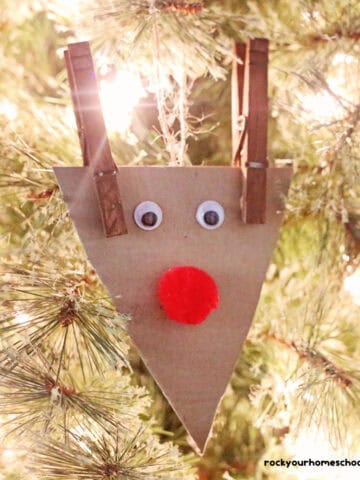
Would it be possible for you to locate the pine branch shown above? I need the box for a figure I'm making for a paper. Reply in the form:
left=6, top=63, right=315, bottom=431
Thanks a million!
left=0, top=266, right=130, bottom=377
left=274, top=31, right=360, bottom=49
left=80, top=0, right=239, bottom=164
left=264, top=333, right=353, bottom=388
left=28, top=427, right=190, bottom=480
left=0, top=349, right=148, bottom=439
left=249, top=280, right=360, bottom=450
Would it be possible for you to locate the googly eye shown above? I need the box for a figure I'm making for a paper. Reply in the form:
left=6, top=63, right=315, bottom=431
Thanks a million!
left=196, top=200, right=224, bottom=230
left=134, top=201, right=163, bottom=231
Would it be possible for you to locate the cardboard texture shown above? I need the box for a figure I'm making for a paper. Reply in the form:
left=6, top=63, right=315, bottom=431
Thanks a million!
left=54, top=165, right=291, bottom=452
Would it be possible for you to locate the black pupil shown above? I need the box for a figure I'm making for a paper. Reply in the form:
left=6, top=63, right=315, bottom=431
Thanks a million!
left=204, top=210, right=219, bottom=226
left=141, top=211, right=158, bottom=227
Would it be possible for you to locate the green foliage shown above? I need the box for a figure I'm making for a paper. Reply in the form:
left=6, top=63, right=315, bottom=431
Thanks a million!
left=29, top=427, right=194, bottom=480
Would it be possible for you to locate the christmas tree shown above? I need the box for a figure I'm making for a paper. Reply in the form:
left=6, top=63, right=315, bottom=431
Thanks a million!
left=0, top=1, right=359, bottom=479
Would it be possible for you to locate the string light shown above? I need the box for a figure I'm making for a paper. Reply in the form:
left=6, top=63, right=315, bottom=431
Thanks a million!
left=283, top=428, right=360, bottom=480
left=301, top=10, right=320, bottom=22
left=344, top=270, right=360, bottom=305
left=64, top=106, right=77, bottom=129
left=298, top=53, right=355, bottom=123
left=99, top=72, right=146, bottom=133
left=0, top=100, right=17, bottom=121
left=2, top=449, right=16, bottom=462
left=15, top=312, right=31, bottom=324
left=52, top=0, right=80, bottom=16
left=302, top=391, right=314, bottom=402
left=332, top=53, right=355, bottom=66
left=300, top=91, right=343, bottom=122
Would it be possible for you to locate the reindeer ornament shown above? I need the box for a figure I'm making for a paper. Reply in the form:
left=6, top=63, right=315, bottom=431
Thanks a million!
left=55, top=40, right=292, bottom=453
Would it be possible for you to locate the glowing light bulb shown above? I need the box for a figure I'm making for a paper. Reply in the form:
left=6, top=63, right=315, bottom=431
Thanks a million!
left=286, top=428, right=334, bottom=458
left=54, top=0, right=80, bottom=15
left=2, top=449, right=16, bottom=461
left=284, top=428, right=345, bottom=480
left=300, top=91, right=342, bottom=122
left=302, top=391, right=314, bottom=402
left=332, top=53, right=355, bottom=66
left=344, top=270, right=360, bottom=305
left=99, top=72, right=146, bottom=133
left=15, top=312, right=31, bottom=324
left=302, top=10, right=320, bottom=22
left=298, top=51, right=356, bottom=124
left=64, top=106, right=77, bottom=129
left=0, top=100, right=17, bottom=121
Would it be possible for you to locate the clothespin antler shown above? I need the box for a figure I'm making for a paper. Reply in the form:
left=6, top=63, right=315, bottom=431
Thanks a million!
left=232, top=38, right=269, bottom=224
left=65, top=42, right=128, bottom=237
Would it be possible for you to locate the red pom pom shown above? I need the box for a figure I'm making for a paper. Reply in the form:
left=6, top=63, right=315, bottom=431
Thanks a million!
left=158, top=266, right=219, bottom=325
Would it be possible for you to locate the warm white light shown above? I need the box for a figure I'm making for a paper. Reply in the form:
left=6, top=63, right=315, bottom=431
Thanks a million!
left=282, top=424, right=360, bottom=479
left=302, top=391, right=314, bottom=402
left=0, top=100, right=17, bottom=121
left=302, top=10, right=320, bottom=22
left=64, top=106, right=77, bottom=129
left=286, top=428, right=334, bottom=459
left=300, top=91, right=342, bottom=123
left=15, top=312, right=31, bottom=324
left=344, top=270, right=360, bottom=305
left=2, top=449, right=16, bottom=461
left=299, top=51, right=355, bottom=124
left=52, top=0, right=80, bottom=17
left=99, top=72, right=146, bottom=133
left=283, top=428, right=355, bottom=480
left=332, top=53, right=355, bottom=66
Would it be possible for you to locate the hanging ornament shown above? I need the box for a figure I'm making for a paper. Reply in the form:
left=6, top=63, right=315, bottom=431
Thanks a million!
left=55, top=39, right=292, bottom=453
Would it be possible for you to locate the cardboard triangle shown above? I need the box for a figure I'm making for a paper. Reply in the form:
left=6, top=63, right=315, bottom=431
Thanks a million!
left=54, top=165, right=291, bottom=452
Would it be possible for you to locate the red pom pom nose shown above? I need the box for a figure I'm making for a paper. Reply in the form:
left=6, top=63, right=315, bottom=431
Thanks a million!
left=158, top=266, right=219, bottom=325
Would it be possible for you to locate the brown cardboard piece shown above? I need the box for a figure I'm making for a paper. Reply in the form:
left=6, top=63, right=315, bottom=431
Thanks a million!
left=54, top=165, right=291, bottom=453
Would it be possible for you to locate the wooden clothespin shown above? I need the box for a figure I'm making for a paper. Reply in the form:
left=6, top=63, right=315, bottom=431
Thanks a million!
left=232, top=38, right=269, bottom=224
left=64, top=42, right=128, bottom=237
